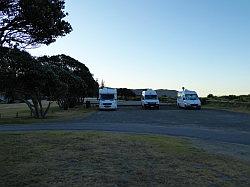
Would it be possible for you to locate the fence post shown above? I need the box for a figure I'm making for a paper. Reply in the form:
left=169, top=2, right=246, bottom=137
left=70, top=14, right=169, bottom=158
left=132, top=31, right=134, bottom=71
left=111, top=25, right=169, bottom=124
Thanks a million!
left=86, top=101, right=91, bottom=108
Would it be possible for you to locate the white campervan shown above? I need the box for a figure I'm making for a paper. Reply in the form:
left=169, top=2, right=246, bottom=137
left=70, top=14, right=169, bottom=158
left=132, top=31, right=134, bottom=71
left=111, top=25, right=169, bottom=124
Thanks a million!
left=99, top=87, right=117, bottom=110
left=177, top=89, right=201, bottom=109
left=141, top=89, right=160, bottom=109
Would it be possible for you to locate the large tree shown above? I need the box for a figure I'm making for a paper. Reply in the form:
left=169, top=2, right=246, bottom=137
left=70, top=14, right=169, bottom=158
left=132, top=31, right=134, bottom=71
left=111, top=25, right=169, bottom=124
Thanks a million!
left=0, top=47, right=65, bottom=118
left=49, top=64, right=86, bottom=110
left=0, top=0, right=72, bottom=48
left=38, top=54, right=99, bottom=98
left=0, top=48, right=99, bottom=116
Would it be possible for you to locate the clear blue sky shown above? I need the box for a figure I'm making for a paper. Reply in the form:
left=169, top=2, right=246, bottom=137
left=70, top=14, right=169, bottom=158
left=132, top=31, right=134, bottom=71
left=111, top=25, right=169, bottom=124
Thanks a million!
left=28, top=0, right=250, bottom=96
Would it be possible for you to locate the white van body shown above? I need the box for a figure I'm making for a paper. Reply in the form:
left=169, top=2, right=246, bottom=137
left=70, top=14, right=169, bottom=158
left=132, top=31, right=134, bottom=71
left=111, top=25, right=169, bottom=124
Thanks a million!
left=141, top=89, right=160, bottom=109
left=177, top=89, right=201, bottom=109
left=99, top=87, right=117, bottom=110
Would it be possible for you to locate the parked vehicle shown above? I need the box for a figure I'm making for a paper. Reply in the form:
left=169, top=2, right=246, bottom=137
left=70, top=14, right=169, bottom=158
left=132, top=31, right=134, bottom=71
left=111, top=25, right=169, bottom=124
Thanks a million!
left=177, top=88, right=201, bottom=109
left=99, top=87, right=117, bottom=110
left=141, top=89, right=160, bottom=109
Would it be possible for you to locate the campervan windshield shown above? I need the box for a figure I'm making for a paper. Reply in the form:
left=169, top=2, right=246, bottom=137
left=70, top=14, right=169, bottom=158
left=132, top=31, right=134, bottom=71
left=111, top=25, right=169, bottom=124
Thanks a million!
left=185, top=94, right=198, bottom=100
left=100, top=94, right=114, bottom=100
left=145, top=95, right=158, bottom=100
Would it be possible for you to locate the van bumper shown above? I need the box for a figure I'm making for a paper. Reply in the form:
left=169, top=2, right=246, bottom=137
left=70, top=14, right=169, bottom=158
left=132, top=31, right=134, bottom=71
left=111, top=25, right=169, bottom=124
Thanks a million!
left=99, top=104, right=117, bottom=110
left=186, top=104, right=201, bottom=109
left=144, top=104, right=159, bottom=109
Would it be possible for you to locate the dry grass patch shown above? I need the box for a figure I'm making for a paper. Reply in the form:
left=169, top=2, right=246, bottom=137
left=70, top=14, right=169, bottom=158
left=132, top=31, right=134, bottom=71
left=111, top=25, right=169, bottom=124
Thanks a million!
left=0, top=132, right=249, bottom=186
left=203, top=102, right=250, bottom=114
left=0, top=102, right=95, bottom=124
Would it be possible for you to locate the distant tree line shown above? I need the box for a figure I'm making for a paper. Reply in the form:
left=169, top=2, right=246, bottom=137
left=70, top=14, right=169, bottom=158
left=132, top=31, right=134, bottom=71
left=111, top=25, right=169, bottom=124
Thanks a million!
left=207, top=94, right=250, bottom=102
left=117, top=88, right=136, bottom=100
left=0, top=0, right=99, bottom=118
left=200, top=94, right=250, bottom=105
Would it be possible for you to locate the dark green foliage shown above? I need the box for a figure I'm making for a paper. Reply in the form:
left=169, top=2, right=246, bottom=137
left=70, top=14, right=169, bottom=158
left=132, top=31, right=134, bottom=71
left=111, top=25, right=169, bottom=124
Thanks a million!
left=203, top=94, right=250, bottom=112
left=0, top=47, right=98, bottom=115
left=221, top=95, right=238, bottom=100
left=37, top=55, right=99, bottom=109
left=237, top=95, right=250, bottom=102
left=0, top=47, right=64, bottom=118
left=159, top=96, right=176, bottom=104
left=200, top=97, right=208, bottom=105
left=117, top=88, right=136, bottom=100
left=0, top=0, right=72, bottom=48
left=48, top=65, right=85, bottom=109
left=206, top=94, right=250, bottom=103
left=207, top=94, right=215, bottom=98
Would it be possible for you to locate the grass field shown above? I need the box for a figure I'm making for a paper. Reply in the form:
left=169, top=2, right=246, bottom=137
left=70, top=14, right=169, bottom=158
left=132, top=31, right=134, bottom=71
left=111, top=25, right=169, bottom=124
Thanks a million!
left=0, top=102, right=95, bottom=124
left=203, top=101, right=250, bottom=114
left=0, top=132, right=249, bottom=186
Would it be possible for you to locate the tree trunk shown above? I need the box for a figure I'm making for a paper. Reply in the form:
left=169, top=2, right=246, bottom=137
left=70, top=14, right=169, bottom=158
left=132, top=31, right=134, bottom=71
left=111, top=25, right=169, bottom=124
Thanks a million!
left=57, top=97, right=69, bottom=110
left=32, top=97, right=40, bottom=118
left=23, top=99, right=36, bottom=116
left=38, top=98, right=44, bottom=118
left=24, top=97, right=53, bottom=119
left=43, top=101, right=53, bottom=118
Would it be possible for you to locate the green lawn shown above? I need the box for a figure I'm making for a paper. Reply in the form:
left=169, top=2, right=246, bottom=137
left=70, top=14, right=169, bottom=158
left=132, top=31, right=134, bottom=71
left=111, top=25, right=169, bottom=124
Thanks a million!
left=0, top=132, right=249, bottom=186
left=0, top=102, right=96, bottom=124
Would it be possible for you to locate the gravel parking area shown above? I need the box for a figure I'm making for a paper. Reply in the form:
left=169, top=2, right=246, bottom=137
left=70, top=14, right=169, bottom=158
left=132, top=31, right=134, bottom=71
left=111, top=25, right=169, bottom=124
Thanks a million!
left=83, top=106, right=250, bottom=131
